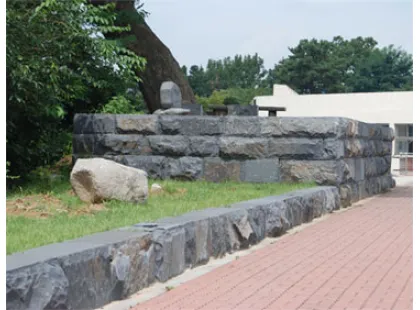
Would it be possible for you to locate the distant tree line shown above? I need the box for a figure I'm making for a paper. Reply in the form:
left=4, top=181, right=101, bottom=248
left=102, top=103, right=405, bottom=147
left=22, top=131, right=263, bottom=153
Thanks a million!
left=182, top=36, right=412, bottom=109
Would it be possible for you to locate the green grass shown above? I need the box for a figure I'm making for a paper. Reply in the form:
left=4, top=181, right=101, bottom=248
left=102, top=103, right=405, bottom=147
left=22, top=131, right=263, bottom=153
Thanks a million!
left=6, top=178, right=315, bottom=254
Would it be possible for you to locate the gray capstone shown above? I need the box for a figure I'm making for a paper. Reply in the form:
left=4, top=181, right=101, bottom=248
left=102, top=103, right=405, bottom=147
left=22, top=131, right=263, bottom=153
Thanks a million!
left=116, top=115, right=159, bottom=135
left=153, top=108, right=190, bottom=115
left=159, top=116, right=226, bottom=136
left=160, top=81, right=182, bottom=109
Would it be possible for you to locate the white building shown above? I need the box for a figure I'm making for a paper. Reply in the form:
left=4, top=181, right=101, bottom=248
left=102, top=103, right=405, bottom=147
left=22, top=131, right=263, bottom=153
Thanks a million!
left=254, top=85, right=413, bottom=172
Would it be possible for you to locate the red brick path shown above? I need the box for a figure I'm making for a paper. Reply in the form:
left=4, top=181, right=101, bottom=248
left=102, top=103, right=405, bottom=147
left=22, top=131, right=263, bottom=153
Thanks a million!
left=134, top=186, right=413, bottom=310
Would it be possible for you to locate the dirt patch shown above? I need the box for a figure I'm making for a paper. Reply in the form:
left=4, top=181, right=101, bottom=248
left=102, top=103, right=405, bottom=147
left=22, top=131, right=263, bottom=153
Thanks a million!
left=6, top=193, right=106, bottom=218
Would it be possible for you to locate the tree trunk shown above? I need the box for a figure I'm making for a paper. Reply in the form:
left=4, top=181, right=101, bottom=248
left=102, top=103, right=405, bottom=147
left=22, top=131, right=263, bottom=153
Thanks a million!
left=92, top=1, right=196, bottom=113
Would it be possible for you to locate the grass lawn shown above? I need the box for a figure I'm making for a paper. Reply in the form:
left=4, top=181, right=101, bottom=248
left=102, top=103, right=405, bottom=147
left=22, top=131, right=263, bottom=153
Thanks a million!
left=6, top=178, right=315, bottom=254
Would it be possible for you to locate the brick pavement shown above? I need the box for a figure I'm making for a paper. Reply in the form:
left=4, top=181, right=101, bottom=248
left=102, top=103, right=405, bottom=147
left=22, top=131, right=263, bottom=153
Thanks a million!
left=133, top=186, right=413, bottom=310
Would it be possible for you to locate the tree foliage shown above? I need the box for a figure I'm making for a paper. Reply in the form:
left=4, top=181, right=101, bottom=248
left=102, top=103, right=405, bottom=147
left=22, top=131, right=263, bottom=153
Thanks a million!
left=185, top=53, right=267, bottom=97
left=7, top=0, right=146, bottom=178
left=268, top=36, right=413, bottom=94
left=196, top=87, right=271, bottom=110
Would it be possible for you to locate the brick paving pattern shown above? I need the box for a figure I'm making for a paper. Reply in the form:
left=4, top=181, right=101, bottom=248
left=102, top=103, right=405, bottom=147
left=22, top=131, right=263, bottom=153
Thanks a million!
left=133, top=186, right=413, bottom=310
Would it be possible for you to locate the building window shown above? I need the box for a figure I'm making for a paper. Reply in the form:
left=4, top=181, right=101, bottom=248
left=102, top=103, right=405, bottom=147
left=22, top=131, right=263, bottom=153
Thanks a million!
left=268, top=110, right=277, bottom=117
left=394, top=124, right=413, bottom=155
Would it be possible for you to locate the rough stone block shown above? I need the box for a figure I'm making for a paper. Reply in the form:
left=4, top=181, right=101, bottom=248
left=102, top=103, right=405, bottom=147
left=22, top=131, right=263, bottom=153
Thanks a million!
left=148, top=135, right=190, bottom=156
left=339, top=184, right=352, bottom=207
left=344, top=139, right=364, bottom=157
left=159, top=116, right=225, bottom=135
left=193, top=220, right=211, bottom=265
left=323, top=139, right=345, bottom=159
left=116, top=115, right=159, bottom=135
left=240, top=159, right=280, bottom=183
left=189, top=136, right=219, bottom=157
left=74, top=114, right=116, bottom=134
left=225, top=116, right=261, bottom=136
left=203, top=158, right=241, bottom=182
left=381, top=126, right=394, bottom=141
left=279, top=160, right=350, bottom=186
left=112, top=238, right=154, bottom=298
left=260, top=117, right=343, bottom=138
left=344, top=158, right=365, bottom=182
left=151, top=228, right=185, bottom=282
left=93, top=134, right=151, bottom=155
left=226, top=210, right=254, bottom=250
left=268, top=138, right=324, bottom=159
left=367, top=123, right=382, bottom=139
left=282, top=195, right=306, bottom=227
left=219, top=137, right=268, bottom=159
left=209, top=215, right=229, bottom=258
left=6, top=262, right=69, bottom=310
left=167, top=157, right=203, bottom=180
left=263, top=200, right=288, bottom=237
left=245, top=206, right=266, bottom=245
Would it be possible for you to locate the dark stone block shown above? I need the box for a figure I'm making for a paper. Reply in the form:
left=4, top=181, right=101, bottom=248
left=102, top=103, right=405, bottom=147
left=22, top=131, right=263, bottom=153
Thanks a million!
left=219, top=137, right=268, bottom=159
left=74, top=114, right=116, bottom=134
left=203, top=158, right=241, bottom=182
left=93, top=134, right=151, bottom=156
left=120, top=155, right=167, bottom=179
left=260, top=117, right=343, bottom=138
left=323, top=139, right=345, bottom=159
left=189, top=136, right=219, bottom=157
left=279, top=160, right=347, bottom=186
left=148, top=136, right=190, bottom=156
left=240, top=159, right=280, bottom=183
left=73, top=134, right=94, bottom=155
left=268, top=138, right=324, bottom=159
left=167, top=157, right=203, bottom=181
left=225, top=116, right=261, bottom=136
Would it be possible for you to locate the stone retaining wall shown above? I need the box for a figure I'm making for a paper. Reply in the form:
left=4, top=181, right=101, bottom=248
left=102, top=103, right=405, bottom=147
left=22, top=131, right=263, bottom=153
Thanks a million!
left=7, top=187, right=339, bottom=310
left=73, top=115, right=395, bottom=205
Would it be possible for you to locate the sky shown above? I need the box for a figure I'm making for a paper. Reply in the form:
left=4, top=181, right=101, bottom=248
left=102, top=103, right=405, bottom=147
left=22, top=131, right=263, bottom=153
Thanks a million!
left=143, top=0, right=413, bottom=70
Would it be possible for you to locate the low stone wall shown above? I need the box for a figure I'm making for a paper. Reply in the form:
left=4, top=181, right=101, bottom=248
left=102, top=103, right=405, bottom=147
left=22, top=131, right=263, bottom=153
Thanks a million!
left=73, top=115, right=395, bottom=205
left=7, top=187, right=339, bottom=310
